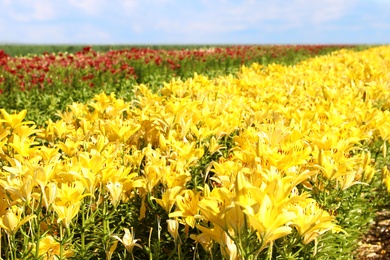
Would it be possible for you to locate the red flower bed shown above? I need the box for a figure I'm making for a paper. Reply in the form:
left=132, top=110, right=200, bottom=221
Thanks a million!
left=0, top=45, right=356, bottom=94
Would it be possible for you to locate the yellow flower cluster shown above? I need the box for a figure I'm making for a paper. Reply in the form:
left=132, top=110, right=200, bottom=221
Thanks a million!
left=0, top=46, right=390, bottom=258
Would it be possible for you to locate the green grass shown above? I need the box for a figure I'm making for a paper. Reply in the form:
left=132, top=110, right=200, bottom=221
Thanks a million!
left=0, top=44, right=371, bottom=57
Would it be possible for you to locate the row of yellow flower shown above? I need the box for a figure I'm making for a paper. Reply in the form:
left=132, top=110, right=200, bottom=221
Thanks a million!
left=0, top=46, right=389, bottom=259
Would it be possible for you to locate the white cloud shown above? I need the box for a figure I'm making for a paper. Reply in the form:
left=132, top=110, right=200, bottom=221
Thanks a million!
left=72, top=24, right=112, bottom=43
left=4, top=0, right=56, bottom=22
left=2, top=24, right=68, bottom=43
left=293, top=0, right=356, bottom=24
left=141, top=0, right=356, bottom=37
left=121, top=0, right=139, bottom=13
left=0, top=0, right=388, bottom=44
left=372, top=0, right=390, bottom=3
left=1, top=0, right=12, bottom=6
left=221, top=0, right=353, bottom=25
left=134, top=0, right=365, bottom=44
left=67, top=0, right=107, bottom=15
left=0, top=23, right=112, bottom=44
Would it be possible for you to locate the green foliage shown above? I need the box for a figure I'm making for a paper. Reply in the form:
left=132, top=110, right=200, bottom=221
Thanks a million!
left=0, top=44, right=372, bottom=57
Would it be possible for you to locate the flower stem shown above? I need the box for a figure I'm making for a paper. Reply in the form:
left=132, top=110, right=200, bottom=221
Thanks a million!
left=59, top=223, right=64, bottom=260
left=34, top=194, right=43, bottom=259
left=81, top=206, right=85, bottom=253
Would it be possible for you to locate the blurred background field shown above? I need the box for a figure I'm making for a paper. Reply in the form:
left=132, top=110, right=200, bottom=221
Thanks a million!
left=0, top=44, right=370, bottom=57
left=0, top=44, right=370, bottom=126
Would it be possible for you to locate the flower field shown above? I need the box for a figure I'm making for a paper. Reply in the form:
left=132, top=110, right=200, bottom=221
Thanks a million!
left=0, top=45, right=360, bottom=126
left=0, top=45, right=389, bottom=259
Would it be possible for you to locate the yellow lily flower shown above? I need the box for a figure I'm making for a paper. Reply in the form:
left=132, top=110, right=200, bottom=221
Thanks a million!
left=190, top=232, right=213, bottom=253
left=195, top=223, right=226, bottom=248
left=160, top=164, right=191, bottom=189
left=31, top=234, right=74, bottom=260
left=0, top=188, right=9, bottom=216
left=197, top=195, right=227, bottom=230
left=290, top=199, right=342, bottom=245
left=51, top=120, right=70, bottom=140
left=33, top=163, right=56, bottom=190
left=0, top=109, right=33, bottom=129
left=197, top=185, right=246, bottom=237
left=92, top=135, right=109, bottom=153
left=52, top=201, right=81, bottom=228
left=194, top=224, right=238, bottom=259
left=384, top=176, right=390, bottom=193
left=223, top=231, right=238, bottom=260
left=315, top=149, right=340, bottom=181
left=8, top=134, right=39, bottom=157
left=0, top=174, right=33, bottom=203
left=240, top=192, right=296, bottom=247
left=106, top=181, right=123, bottom=207
left=55, top=181, right=89, bottom=206
left=235, top=170, right=253, bottom=207
left=170, top=140, right=204, bottom=168
left=37, top=146, right=61, bottom=164
left=207, top=136, right=226, bottom=155
left=153, top=186, right=182, bottom=213
left=106, top=119, right=141, bottom=143
left=382, top=166, right=390, bottom=192
left=100, top=164, right=131, bottom=185
left=43, top=182, right=57, bottom=209
left=12, top=124, right=39, bottom=140
left=169, top=189, right=201, bottom=228
left=57, top=138, right=81, bottom=157
left=142, top=168, right=163, bottom=193
left=0, top=206, right=36, bottom=235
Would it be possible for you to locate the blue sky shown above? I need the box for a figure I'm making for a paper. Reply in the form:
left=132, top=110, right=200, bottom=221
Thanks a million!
left=0, top=0, right=389, bottom=44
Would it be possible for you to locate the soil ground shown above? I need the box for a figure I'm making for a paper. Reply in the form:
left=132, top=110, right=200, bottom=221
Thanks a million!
left=357, top=209, right=390, bottom=259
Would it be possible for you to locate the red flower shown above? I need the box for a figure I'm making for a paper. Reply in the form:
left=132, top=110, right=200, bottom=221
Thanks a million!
left=82, top=46, right=92, bottom=53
